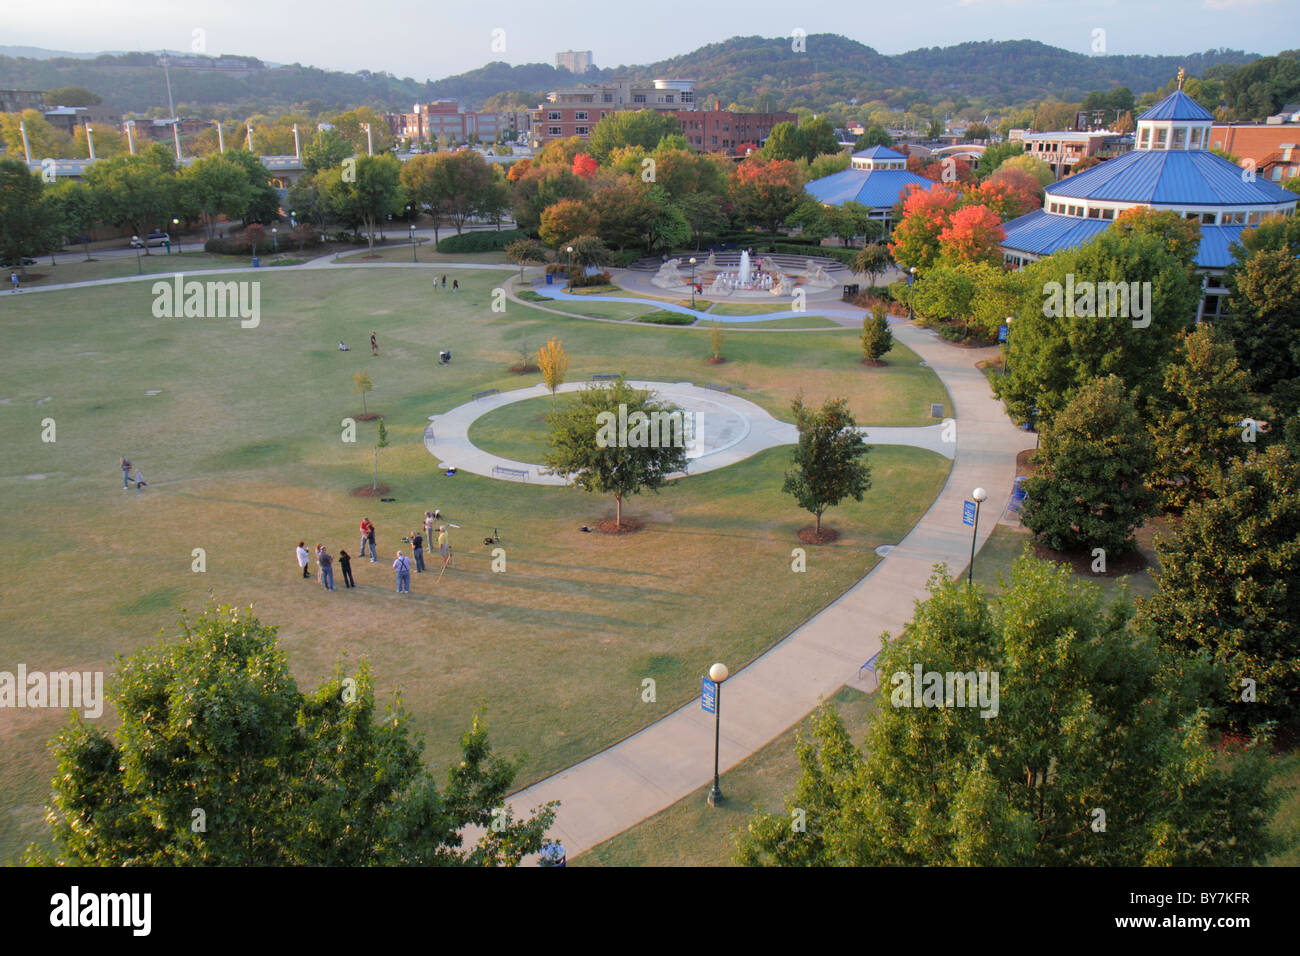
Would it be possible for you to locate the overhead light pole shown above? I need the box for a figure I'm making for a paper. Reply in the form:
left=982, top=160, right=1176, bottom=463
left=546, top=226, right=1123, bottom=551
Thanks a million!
left=706, top=662, right=729, bottom=807
left=968, top=487, right=988, bottom=586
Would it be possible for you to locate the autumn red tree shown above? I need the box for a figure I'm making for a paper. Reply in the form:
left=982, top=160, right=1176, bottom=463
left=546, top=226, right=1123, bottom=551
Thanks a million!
left=938, top=204, right=1006, bottom=266
left=506, top=157, right=532, bottom=183
left=729, top=158, right=806, bottom=236
left=984, top=167, right=1044, bottom=219
left=888, top=182, right=959, bottom=270
left=572, top=153, right=598, bottom=179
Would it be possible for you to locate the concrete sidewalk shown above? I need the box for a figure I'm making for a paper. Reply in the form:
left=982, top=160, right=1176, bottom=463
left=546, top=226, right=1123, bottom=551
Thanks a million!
left=502, top=322, right=1029, bottom=859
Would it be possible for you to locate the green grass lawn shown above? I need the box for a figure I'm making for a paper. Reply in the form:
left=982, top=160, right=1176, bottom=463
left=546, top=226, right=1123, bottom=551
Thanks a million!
left=708, top=302, right=804, bottom=316
left=0, top=266, right=951, bottom=863
left=15, top=250, right=272, bottom=287
left=336, top=245, right=509, bottom=264
left=967, top=522, right=1160, bottom=602
left=575, top=685, right=877, bottom=866
left=718, top=317, right=841, bottom=330
left=523, top=298, right=653, bottom=320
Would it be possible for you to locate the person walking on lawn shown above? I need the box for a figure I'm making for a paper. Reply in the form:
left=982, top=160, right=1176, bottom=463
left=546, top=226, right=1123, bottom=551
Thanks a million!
left=120, top=457, right=132, bottom=489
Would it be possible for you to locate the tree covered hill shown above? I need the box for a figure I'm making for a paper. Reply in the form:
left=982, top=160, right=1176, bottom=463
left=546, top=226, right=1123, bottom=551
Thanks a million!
left=0, top=36, right=1262, bottom=118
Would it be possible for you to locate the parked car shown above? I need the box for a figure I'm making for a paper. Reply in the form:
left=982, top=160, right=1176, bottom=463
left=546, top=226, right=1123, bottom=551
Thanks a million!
left=130, top=232, right=170, bottom=248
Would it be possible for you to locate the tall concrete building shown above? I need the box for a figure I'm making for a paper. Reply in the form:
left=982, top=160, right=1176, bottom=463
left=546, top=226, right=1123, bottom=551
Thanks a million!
left=556, top=51, right=593, bottom=74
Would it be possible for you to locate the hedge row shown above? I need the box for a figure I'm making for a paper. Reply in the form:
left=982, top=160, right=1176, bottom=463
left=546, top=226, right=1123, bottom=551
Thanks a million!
left=435, top=229, right=527, bottom=253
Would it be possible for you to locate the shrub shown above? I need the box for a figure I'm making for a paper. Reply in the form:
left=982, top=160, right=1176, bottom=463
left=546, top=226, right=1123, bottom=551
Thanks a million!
left=290, top=224, right=321, bottom=249
left=204, top=236, right=250, bottom=255
left=570, top=269, right=613, bottom=288
left=435, top=229, right=528, bottom=253
left=637, top=311, right=695, bottom=325
left=611, top=249, right=641, bottom=267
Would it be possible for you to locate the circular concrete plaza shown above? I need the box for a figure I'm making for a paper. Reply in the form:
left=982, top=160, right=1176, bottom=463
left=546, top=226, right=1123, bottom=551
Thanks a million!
left=425, top=380, right=955, bottom=484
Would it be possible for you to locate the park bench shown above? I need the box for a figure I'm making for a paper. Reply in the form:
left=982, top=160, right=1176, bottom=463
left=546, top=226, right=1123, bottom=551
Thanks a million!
left=491, top=466, right=529, bottom=481
left=472, top=388, right=499, bottom=400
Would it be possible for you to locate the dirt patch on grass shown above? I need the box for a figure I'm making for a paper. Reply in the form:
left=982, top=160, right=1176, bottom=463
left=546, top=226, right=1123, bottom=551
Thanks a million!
left=1030, top=541, right=1149, bottom=578
left=798, top=525, right=841, bottom=545
left=350, top=484, right=391, bottom=497
left=1016, top=449, right=1040, bottom=476
left=595, top=517, right=645, bottom=534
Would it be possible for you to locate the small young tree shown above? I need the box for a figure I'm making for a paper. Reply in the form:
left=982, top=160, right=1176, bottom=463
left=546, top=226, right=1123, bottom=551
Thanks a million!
left=708, top=320, right=724, bottom=361
left=536, top=336, right=569, bottom=397
left=373, top=418, right=389, bottom=490
left=1021, top=375, right=1159, bottom=555
left=353, top=370, right=373, bottom=415
left=542, top=378, right=689, bottom=529
left=851, top=243, right=893, bottom=289
left=505, top=237, right=548, bottom=281
left=245, top=222, right=266, bottom=257
left=860, top=304, right=893, bottom=364
left=782, top=394, right=872, bottom=537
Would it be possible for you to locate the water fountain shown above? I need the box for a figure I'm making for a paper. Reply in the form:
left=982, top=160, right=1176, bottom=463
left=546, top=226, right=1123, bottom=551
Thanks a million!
left=737, top=249, right=752, bottom=288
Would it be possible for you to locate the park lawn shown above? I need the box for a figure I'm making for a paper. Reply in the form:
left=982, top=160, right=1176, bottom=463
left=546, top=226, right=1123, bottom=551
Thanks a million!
left=967, top=522, right=1160, bottom=602
left=0, top=266, right=951, bottom=863
left=336, top=245, right=510, bottom=265
left=524, top=298, right=653, bottom=321
left=575, top=685, right=877, bottom=866
left=708, top=302, right=802, bottom=316
left=718, top=317, right=841, bottom=330
left=13, top=250, right=275, bottom=287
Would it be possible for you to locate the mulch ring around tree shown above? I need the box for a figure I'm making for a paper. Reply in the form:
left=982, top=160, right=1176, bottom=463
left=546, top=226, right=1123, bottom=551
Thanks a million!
left=1016, top=448, right=1040, bottom=476
left=1031, top=542, right=1148, bottom=578
left=350, top=484, right=391, bottom=498
left=509, top=364, right=539, bottom=374
left=706, top=356, right=728, bottom=365
left=595, top=517, right=645, bottom=534
left=355, top=413, right=381, bottom=422
left=860, top=358, right=887, bottom=367
left=797, top=525, right=840, bottom=545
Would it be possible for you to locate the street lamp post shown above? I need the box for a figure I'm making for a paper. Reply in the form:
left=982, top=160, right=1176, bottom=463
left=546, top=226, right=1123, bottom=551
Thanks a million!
left=410, top=223, right=417, bottom=263
left=689, top=257, right=697, bottom=309
left=566, top=245, right=574, bottom=290
left=172, top=217, right=180, bottom=254
left=272, top=227, right=279, bottom=261
left=908, top=266, right=917, bottom=320
left=707, top=661, right=729, bottom=807
left=131, top=237, right=142, bottom=274
left=1004, top=316, right=1012, bottom=375
left=968, top=487, right=988, bottom=586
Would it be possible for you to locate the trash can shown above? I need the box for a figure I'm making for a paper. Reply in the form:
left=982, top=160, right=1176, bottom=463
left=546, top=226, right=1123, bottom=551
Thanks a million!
left=252, top=256, right=260, bottom=268
left=545, top=273, right=553, bottom=285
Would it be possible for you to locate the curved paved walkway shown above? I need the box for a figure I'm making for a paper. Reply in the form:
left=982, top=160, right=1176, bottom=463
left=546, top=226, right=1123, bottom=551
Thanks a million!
left=499, top=321, right=1029, bottom=860
left=427, top=380, right=954, bottom=485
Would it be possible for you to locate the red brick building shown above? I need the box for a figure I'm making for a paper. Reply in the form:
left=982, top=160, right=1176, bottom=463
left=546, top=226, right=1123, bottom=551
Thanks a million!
left=1210, top=124, right=1300, bottom=185
left=674, top=110, right=796, bottom=156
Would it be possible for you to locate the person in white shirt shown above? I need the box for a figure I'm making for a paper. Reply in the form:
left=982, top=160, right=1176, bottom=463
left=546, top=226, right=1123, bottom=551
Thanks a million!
left=296, top=541, right=310, bottom=578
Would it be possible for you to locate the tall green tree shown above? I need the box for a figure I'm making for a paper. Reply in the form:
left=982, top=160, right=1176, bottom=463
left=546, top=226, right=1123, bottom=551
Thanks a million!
left=321, top=153, right=405, bottom=253
left=995, top=230, right=1199, bottom=429
left=585, top=111, right=683, bottom=164
left=1143, top=445, right=1300, bottom=731
left=181, top=154, right=254, bottom=239
left=30, top=604, right=556, bottom=865
left=542, top=378, right=689, bottom=529
left=782, top=394, right=872, bottom=536
left=83, top=149, right=178, bottom=250
left=1148, top=324, right=1255, bottom=510
left=0, top=158, right=58, bottom=274
left=737, top=557, right=1277, bottom=866
left=1021, top=375, right=1159, bottom=556
left=853, top=125, right=894, bottom=151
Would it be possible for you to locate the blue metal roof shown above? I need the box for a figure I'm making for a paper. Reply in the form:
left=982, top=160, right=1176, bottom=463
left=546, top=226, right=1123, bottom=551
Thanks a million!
left=851, top=145, right=906, bottom=161
left=1001, top=210, right=1250, bottom=269
left=1138, top=90, right=1215, bottom=122
left=804, top=169, right=936, bottom=209
left=1046, top=149, right=1300, bottom=206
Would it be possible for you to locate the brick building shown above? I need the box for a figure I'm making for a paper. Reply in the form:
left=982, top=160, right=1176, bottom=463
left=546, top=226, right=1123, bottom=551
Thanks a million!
left=675, top=109, right=796, bottom=156
left=389, top=101, right=530, bottom=145
left=1210, top=124, right=1300, bottom=184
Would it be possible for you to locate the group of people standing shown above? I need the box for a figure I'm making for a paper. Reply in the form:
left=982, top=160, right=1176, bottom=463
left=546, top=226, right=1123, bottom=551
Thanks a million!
left=295, top=511, right=452, bottom=594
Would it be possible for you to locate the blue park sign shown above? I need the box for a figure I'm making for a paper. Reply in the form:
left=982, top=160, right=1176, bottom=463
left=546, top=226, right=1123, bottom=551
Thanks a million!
left=963, top=500, right=977, bottom=527
left=701, top=676, right=717, bottom=714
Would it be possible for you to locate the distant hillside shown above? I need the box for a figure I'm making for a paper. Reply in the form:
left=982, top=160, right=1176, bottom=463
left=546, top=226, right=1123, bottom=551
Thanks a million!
left=0, top=36, right=1261, bottom=117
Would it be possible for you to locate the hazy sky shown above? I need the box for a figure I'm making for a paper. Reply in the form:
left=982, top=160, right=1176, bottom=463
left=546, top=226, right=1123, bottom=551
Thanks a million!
left=8, top=0, right=1297, bottom=80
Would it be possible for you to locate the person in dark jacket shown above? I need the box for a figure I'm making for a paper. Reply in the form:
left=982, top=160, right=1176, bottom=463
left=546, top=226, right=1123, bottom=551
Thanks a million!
left=338, top=549, right=355, bottom=588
